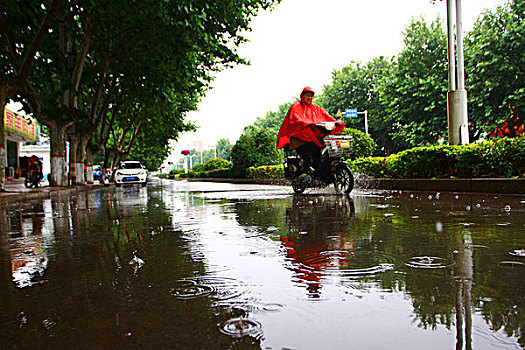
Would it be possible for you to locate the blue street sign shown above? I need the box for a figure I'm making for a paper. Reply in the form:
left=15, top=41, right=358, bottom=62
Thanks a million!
left=345, top=108, right=358, bottom=118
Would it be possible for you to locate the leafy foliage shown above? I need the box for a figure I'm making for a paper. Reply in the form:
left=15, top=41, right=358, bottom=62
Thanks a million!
left=202, top=158, right=230, bottom=171
left=216, top=138, right=233, bottom=160
left=1, top=0, right=281, bottom=184
left=352, top=134, right=525, bottom=178
left=253, top=100, right=294, bottom=137
left=246, top=164, right=284, bottom=179
left=230, top=126, right=282, bottom=177
left=378, top=18, right=448, bottom=151
left=317, top=57, right=393, bottom=154
left=465, top=0, right=525, bottom=138
left=340, top=128, right=378, bottom=160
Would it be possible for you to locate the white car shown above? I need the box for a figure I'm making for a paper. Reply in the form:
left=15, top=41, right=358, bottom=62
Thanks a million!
left=114, top=161, right=148, bottom=187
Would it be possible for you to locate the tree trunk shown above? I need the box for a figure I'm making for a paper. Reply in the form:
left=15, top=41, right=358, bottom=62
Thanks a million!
left=85, top=146, right=94, bottom=184
left=0, top=85, right=8, bottom=191
left=75, top=138, right=87, bottom=185
left=68, top=133, right=78, bottom=186
left=49, top=122, right=68, bottom=187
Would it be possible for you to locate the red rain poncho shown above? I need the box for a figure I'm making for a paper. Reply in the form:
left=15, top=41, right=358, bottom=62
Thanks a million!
left=276, top=99, right=344, bottom=149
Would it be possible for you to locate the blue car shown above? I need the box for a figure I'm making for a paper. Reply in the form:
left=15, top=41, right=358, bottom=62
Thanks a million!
left=93, top=165, right=102, bottom=181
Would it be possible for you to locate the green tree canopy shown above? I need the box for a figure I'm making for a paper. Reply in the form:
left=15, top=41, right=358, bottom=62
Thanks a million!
left=230, top=126, right=282, bottom=177
left=253, top=100, right=294, bottom=137
left=465, top=0, right=525, bottom=139
left=378, top=17, right=448, bottom=151
left=1, top=0, right=281, bottom=185
left=216, top=138, right=232, bottom=160
left=317, top=57, right=393, bottom=154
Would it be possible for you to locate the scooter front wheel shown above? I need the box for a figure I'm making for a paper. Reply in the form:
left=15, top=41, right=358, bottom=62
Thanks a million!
left=291, top=174, right=308, bottom=194
left=333, top=164, right=354, bottom=194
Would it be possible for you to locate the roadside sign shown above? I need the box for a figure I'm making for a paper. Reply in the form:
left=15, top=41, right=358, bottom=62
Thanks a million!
left=345, top=108, right=358, bottom=118
left=336, top=109, right=343, bottom=117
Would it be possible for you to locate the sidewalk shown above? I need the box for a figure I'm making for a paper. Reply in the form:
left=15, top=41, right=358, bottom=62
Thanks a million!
left=0, top=178, right=106, bottom=204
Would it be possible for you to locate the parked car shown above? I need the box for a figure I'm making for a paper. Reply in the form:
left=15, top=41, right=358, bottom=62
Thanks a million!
left=114, top=161, right=147, bottom=187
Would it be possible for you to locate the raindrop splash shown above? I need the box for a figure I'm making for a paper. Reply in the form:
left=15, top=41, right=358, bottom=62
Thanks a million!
left=170, top=280, right=213, bottom=300
left=220, top=317, right=263, bottom=338
left=509, top=249, right=525, bottom=258
left=406, top=256, right=451, bottom=269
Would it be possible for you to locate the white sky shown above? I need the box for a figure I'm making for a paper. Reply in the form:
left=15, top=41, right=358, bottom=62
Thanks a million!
left=169, top=0, right=506, bottom=162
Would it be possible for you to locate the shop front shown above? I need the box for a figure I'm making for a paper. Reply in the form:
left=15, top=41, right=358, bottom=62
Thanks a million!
left=3, top=108, right=40, bottom=179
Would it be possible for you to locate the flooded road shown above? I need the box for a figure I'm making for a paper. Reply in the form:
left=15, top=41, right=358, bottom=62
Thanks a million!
left=1, top=179, right=524, bottom=349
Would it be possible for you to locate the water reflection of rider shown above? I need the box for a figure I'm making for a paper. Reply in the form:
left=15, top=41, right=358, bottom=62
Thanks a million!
left=281, top=195, right=355, bottom=298
left=276, top=86, right=345, bottom=172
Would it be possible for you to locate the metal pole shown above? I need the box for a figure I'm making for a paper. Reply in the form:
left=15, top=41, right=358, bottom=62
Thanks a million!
left=446, top=0, right=456, bottom=91
left=356, top=111, right=369, bottom=135
left=456, top=0, right=465, bottom=90
left=364, top=110, right=368, bottom=135
left=447, top=0, right=469, bottom=145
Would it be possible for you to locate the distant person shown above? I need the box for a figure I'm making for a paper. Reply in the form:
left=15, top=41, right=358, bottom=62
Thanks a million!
left=276, top=86, right=344, bottom=171
left=28, top=155, right=43, bottom=181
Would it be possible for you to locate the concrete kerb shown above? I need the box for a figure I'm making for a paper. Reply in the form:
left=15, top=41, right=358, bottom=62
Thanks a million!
left=2, top=177, right=524, bottom=204
left=362, top=177, right=525, bottom=195
left=0, top=180, right=108, bottom=204
left=186, top=178, right=291, bottom=186
left=190, top=177, right=525, bottom=195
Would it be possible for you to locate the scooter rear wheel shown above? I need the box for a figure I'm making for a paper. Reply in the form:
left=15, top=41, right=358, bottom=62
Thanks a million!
left=333, top=165, right=354, bottom=194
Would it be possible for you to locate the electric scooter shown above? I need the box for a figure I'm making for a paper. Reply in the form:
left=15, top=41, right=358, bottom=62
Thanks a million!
left=284, top=122, right=354, bottom=194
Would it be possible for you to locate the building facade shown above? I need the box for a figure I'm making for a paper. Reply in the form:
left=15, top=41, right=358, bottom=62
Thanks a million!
left=3, top=108, right=41, bottom=179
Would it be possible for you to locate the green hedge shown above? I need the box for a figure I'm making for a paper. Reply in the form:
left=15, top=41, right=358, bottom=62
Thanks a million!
left=177, top=167, right=233, bottom=179
left=352, top=135, right=525, bottom=178
left=202, top=158, right=230, bottom=170
left=246, top=164, right=285, bottom=179
left=340, top=128, right=378, bottom=160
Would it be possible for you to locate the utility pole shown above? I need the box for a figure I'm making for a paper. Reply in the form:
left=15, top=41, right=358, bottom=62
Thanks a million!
left=447, top=0, right=469, bottom=145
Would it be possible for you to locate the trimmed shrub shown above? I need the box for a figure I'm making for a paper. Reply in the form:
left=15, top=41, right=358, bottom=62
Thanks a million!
left=169, top=168, right=186, bottom=175
left=246, top=164, right=285, bottom=179
left=340, top=128, right=378, bottom=160
left=192, top=163, right=205, bottom=172
left=202, top=158, right=230, bottom=171
left=352, top=135, right=525, bottom=178
left=208, top=168, right=232, bottom=178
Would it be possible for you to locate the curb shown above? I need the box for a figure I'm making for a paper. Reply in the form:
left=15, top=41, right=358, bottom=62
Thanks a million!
left=2, top=177, right=524, bottom=205
left=186, top=178, right=291, bottom=186
left=188, top=177, right=525, bottom=195
left=0, top=183, right=108, bottom=204
left=361, top=178, right=525, bottom=195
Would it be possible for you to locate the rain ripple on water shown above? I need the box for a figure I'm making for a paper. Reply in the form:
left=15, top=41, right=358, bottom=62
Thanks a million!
left=405, top=256, right=452, bottom=269
left=220, top=317, right=263, bottom=339
left=170, top=277, right=248, bottom=303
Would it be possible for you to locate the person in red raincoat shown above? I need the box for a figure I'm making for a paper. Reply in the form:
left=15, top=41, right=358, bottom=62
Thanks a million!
left=276, top=86, right=344, bottom=171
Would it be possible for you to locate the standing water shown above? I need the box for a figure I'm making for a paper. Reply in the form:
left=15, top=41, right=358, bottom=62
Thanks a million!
left=0, top=179, right=524, bottom=349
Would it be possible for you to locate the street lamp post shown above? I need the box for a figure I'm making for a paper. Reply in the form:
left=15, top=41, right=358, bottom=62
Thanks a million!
left=447, top=0, right=469, bottom=145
